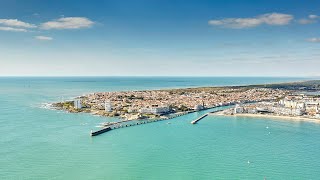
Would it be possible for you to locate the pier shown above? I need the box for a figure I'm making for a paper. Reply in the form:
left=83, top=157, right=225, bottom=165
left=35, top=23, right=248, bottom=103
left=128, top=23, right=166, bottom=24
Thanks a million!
left=190, top=109, right=224, bottom=124
left=191, top=113, right=208, bottom=124
left=90, top=112, right=188, bottom=136
left=90, top=107, right=229, bottom=137
left=91, top=127, right=112, bottom=136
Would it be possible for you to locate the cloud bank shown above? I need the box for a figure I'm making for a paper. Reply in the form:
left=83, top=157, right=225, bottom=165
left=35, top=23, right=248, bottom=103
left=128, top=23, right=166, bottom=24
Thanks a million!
left=0, top=17, right=95, bottom=32
left=35, top=36, right=53, bottom=41
left=40, top=17, right=94, bottom=30
left=0, top=26, right=28, bottom=32
left=309, top=15, right=319, bottom=19
left=208, top=13, right=294, bottom=29
left=0, top=19, right=36, bottom=28
left=0, top=18, right=37, bottom=32
left=307, top=38, right=320, bottom=43
left=297, top=14, right=319, bottom=24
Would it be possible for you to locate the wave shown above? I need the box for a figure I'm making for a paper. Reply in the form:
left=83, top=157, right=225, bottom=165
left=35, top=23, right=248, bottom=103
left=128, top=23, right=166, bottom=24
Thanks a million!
left=39, top=103, right=55, bottom=110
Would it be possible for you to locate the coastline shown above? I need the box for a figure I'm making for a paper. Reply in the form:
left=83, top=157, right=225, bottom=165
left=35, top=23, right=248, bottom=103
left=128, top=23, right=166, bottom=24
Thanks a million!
left=50, top=79, right=320, bottom=123
left=213, top=112, right=320, bottom=124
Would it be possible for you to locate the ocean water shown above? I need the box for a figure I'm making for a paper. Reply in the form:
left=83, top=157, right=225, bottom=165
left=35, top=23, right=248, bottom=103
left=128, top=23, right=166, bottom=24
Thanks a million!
left=1, top=77, right=320, bottom=179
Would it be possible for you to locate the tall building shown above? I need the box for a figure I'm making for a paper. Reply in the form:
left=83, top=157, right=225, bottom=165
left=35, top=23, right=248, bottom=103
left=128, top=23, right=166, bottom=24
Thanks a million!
left=74, top=99, right=82, bottom=109
left=105, top=100, right=112, bottom=112
left=234, top=104, right=244, bottom=114
left=194, top=104, right=204, bottom=111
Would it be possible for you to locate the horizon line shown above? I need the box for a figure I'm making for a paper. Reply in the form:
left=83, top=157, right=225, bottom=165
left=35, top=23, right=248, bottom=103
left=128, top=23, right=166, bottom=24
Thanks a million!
left=0, top=75, right=318, bottom=78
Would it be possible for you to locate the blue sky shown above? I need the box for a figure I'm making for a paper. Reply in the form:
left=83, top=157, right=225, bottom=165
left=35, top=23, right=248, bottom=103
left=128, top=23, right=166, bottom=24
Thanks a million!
left=0, top=0, right=320, bottom=76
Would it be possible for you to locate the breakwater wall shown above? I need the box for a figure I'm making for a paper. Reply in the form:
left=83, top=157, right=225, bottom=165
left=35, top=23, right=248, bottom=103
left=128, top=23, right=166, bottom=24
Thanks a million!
left=90, top=112, right=189, bottom=136
left=90, top=103, right=238, bottom=137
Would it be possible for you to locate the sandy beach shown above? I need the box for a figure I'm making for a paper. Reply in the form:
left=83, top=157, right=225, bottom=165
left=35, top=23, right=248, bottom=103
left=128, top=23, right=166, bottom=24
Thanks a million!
left=211, top=112, right=320, bottom=124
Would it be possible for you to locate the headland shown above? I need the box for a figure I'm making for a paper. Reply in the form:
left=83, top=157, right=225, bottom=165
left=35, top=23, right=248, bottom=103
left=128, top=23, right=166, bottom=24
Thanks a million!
left=51, top=80, right=320, bottom=122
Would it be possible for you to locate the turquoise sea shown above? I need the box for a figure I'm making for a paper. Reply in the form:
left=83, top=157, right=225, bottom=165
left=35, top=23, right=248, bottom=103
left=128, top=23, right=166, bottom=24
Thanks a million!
left=1, top=77, right=320, bottom=179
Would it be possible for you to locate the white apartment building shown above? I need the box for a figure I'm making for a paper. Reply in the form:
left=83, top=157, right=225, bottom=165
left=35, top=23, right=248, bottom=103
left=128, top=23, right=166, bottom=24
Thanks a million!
left=234, top=104, right=244, bottom=114
left=105, top=101, right=112, bottom=112
left=194, top=104, right=204, bottom=111
left=139, top=107, right=170, bottom=115
left=74, top=99, right=82, bottom=109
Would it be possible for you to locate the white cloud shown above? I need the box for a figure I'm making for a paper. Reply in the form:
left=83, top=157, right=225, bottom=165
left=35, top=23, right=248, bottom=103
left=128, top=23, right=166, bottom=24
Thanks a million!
left=298, top=19, right=316, bottom=24
left=35, top=36, right=53, bottom=41
left=208, top=13, right=294, bottom=29
left=209, top=18, right=261, bottom=28
left=40, top=17, right=94, bottom=30
left=309, top=14, right=319, bottom=19
left=0, top=19, right=36, bottom=28
left=298, top=14, right=319, bottom=24
left=258, top=13, right=293, bottom=25
left=307, top=38, right=320, bottom=43
left=0, top=26, right=27, bottom=32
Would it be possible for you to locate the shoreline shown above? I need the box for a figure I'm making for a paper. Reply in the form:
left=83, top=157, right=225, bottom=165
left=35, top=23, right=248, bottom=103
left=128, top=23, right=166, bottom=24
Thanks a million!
left=213, top=112, right=320, bottom=124
left=50, top=79, right=320, bottom=123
